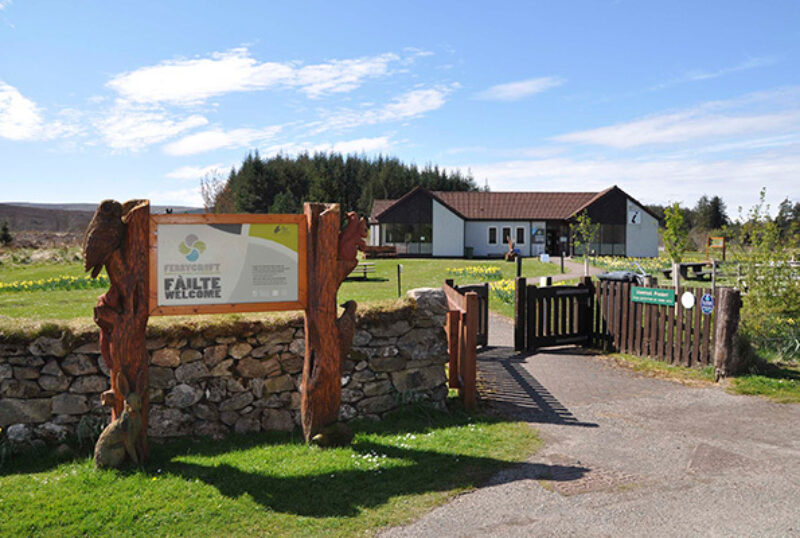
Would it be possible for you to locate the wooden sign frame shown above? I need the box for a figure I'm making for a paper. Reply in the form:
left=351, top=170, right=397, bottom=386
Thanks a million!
left=148, top=213, right=307, bottom=316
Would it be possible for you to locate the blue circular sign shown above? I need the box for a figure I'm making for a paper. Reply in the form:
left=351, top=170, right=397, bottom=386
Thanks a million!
left=700, top=293, right=714, bottom=315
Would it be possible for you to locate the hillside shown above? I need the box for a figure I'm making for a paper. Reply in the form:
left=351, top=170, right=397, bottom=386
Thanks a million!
left=0, top=203, right=202, bottom=233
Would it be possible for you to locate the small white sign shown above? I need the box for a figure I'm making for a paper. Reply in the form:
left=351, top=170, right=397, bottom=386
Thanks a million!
left=629, top=209, right=642, bottom=225
left=681, top=291, right=695, bottom=309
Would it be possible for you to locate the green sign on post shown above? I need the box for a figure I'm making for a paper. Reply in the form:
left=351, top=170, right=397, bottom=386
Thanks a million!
left=631, top=286, right=675, bottom=306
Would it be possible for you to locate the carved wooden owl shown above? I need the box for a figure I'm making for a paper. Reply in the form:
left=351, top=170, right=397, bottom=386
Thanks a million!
left=83, top=199, right=124, bottom=278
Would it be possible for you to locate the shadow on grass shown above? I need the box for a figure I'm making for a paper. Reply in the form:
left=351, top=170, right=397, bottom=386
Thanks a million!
left=755, top=361, right=800, bottom=381
left=162, top=438, right=588, bottom=518
left=3, top=405, right=590, bottom=518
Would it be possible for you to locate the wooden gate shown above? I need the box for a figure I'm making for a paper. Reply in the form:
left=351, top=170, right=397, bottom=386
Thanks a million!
left=444, top=279, right=488, bottom=347
left=443, top=280, right=478, bottom=410
left=514, top=276, right=593, bottom=352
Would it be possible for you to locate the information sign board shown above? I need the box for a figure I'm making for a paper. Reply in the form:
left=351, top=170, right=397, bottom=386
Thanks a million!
left=149, top=214, right=306, bottom=315
left=700, top=293, right=714, bottom=315
left=631, top=286, right=675, bottom=306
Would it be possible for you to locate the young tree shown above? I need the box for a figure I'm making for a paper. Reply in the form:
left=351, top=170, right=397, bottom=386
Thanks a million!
left=0, top=221, right=12, bottom=245
left=200, top=169, right=235, bottom=213
left=662, top=202, right=689, bottom=263
left=571, top=212, right=600, bottom=259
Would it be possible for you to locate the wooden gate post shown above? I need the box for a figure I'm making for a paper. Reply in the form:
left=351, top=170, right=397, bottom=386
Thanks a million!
left=713, top=287, right=743, bottom=380
left=301, top=203, right=366, bottom=441
left=461, top=291, right=478, bottom=411
left=89, top=200, right=151, bottom=462
left=514, top=277, right=527, bottom=351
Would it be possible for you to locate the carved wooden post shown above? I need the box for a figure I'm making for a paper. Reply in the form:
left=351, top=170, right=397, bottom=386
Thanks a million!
left=88, top=200, right=151, bottom=461
left=301, top=203, right=365, bottom=441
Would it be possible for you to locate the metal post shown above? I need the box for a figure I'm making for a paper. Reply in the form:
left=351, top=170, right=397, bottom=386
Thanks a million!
left=397, top=264, right=402, bottom=297
left=584, top=256, right=589, bottom=276
left=516, top=256, right=522, bottom=278
left=711, top=259, right=717, bottom=294
left=561, top=252, right=565, bottom=274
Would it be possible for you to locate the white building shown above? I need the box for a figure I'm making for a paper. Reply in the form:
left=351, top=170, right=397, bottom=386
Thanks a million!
left=368, top=185, right=659, bottom=258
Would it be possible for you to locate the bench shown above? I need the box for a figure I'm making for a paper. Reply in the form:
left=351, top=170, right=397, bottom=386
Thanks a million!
left=362, top=245, right=397, bottom=258
left=349, top=262, right=376, bottom=280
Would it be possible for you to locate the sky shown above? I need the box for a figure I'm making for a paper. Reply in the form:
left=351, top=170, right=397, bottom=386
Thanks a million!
left=0, top=1, right=798, bottom=216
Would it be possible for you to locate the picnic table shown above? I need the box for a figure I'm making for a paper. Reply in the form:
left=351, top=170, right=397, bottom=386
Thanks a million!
left=660, top=261, right=713, bottom=281
left=349, top=262, right=376, bottom=280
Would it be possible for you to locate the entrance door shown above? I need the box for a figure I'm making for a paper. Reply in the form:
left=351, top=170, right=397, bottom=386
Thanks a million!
left=546, top=230, right=560, bottom=255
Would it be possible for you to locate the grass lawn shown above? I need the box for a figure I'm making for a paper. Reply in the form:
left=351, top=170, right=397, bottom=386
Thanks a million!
left=0, top=257, right=559, bottom=320
left=0, top=405, right=539, bottom=537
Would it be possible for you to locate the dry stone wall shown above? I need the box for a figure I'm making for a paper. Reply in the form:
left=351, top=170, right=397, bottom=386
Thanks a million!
left=0, top=288, right=448, bottom=448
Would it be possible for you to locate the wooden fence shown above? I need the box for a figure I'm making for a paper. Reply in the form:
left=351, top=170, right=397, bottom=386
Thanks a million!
left=514, top=277, right=740, bottom=369
left=592, top=280, right=716, bottom=366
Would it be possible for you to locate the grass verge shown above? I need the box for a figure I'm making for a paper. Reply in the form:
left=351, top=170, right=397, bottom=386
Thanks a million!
left=605, top=352, right=800, bottom=403
left=728, top=362, right=800, bottom=403
left=0, top=404, right=540, bottom=536
left=603, top=353, right=716, bottom=385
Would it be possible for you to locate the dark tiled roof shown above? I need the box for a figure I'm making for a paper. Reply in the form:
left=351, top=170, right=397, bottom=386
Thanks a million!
left=431, top=190, right=600, bottom=220
left=369, top=199, right=395, bottom=223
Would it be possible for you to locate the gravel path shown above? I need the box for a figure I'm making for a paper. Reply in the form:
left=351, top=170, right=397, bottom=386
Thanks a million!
left=382, top=313, right=800, bottom=537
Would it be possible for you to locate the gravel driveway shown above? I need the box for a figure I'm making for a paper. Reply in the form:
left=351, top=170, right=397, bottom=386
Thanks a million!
left=382, top=314, right=800, bottom=537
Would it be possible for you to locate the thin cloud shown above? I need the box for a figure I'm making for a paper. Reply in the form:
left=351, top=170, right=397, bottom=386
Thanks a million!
left=652, top=56, right=777, bottom=90
left=95, top=101, right=208, bottom=151
left=553, top=89, right=800, bottom=149
left=163, top=125, right=282, bottom=156
left=0, top=82, right=43, bottom=140
left=475, top=76, right=564, bottom=101
left=311, top=86, right=453, bottom=134
left=107, top=48, right=405, bottom=105
left=265, top=136, right=393, bottom=156
left=146, top=187, right=204, bottom=207
left=0, top=81, right=83, bottom=141
left=165, top=163, right=225, bottom=180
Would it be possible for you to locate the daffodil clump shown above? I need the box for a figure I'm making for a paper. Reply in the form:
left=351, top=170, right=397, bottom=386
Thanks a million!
left=446, top=265, right=503, bottom=281
left=0, top=275, right=109, bottom=293
left=490, top=279, right=515, bottom=304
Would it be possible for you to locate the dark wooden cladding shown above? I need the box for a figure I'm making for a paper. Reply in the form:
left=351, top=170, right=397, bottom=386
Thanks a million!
left=378, top=188, right=433, bottom=224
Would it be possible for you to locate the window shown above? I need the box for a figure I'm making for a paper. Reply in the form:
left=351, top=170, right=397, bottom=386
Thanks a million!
left=516, top=227, right=525, bottom=244
left=502, top=227, right=511, bottom=244
left=488, top=227, right=497, bottom=244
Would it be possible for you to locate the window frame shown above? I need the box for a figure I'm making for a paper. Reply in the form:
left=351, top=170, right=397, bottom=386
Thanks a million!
left=502, top=226, right=511, bottom=245
left=515, top=226, right=525, bottom=245
left=488, top=226, right=498, bottom=245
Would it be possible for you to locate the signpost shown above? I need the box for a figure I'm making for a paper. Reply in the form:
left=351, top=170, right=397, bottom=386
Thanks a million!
left=631, top=286, right=675, bottom=306
left=85, top=201, right=366, bottom=466
left=149, top=214, right=307, bottom=315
